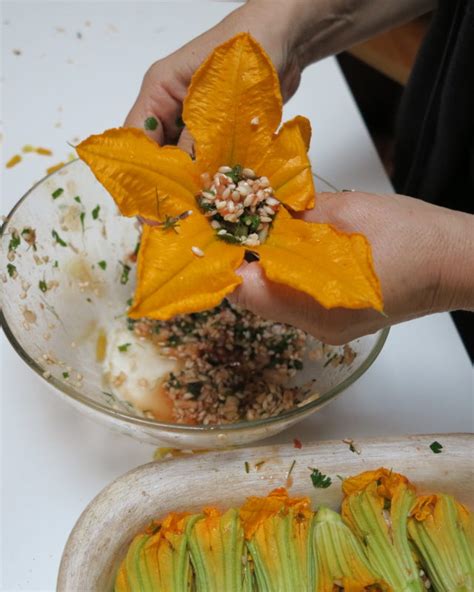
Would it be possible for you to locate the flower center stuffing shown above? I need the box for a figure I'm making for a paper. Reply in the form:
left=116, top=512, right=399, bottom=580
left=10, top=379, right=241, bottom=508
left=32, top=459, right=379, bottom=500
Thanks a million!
left=197, top=165, right=280, bottom=246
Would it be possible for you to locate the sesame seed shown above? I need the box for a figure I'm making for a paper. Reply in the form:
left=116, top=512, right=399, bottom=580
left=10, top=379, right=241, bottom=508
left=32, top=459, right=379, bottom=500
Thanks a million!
left=243, top=194, right=254, bottom=208
left=250, top=116, right=260, bottom=126
left=218, top=165, right=232, bottom=173
left=242, top=167, right=257, bottom=179
left=191, top=246, right=205, bottom=257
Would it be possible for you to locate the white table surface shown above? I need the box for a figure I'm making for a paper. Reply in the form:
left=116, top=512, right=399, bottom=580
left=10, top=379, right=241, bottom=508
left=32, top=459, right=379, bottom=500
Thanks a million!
left=1, top=2, right=472, bottom=590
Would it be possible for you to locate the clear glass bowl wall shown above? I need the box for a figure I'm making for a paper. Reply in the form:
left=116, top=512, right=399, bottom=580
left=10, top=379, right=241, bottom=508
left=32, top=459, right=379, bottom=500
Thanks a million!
left=0, top=160, right=388, bottom=448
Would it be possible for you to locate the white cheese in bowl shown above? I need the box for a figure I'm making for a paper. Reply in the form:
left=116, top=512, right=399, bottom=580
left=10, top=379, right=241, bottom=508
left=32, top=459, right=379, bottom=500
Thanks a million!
left=103, top=323, right=177, bottom=420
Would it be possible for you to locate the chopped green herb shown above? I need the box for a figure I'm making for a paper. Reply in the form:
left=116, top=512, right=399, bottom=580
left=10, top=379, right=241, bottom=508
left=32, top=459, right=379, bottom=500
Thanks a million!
left=287, top=459, right=296, bottom=479
left=118, top=343, right=131, bottom=352
left=62, top=372, right=69, bottom=379
left=86, top=297, right=92, bottom=303
left=133, top=241, right=141, bottom=256
left=291, top=359, right=304, bottom=370
left=167, top=334, right=182, bottom=347
left=309, top=468, right=332, bottom=489
left=217, top=232, right=242, bottom=244
left=119, top=262, right=131, bottom=284
left=8, top=233, right=20, bottom=251
left=80, top=211, right=85, bottom=231
left=241, top=214, right=260, bottom=232
left=39, top=279, right=48, bottom=293
left=323, top=353, right=338, bottom=368
left=7, top=263, right=17, bottom=277
left=52, top=187, right=64, bottom=199
left=175, top=115, right=185, bottom=129
left=98, top=260, right=107, bottom=270
left=430, top=441, right=443, bottom=454
left=144, top=116, right=158, bottom=131
left=186, top=381, right=203, bottom=397
left=161, top=215, right=181, bottom=233
left=53, top=260, right=59, bottom=268
left=336, top=474, right=344, bottom=482
left=92, top=205, right=100, bottom=220
left=52, top=230, right=67, bottom=247
left=126, top=298, right=133, bottom=307
left=224, top=164, right=243, bottom=184
left=244, top=461, right=250, bottom=474
left=74, top=196, right=82, bottom=203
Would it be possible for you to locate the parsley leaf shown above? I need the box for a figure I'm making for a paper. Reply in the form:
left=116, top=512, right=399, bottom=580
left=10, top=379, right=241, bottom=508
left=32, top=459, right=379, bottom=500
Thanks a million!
left=8, top=233, right=20, bottom=251
left=430, top=441, right=443, bottom=454
left=74, top=196, right=82, bottom=203
left=225, top=164, right=243, bottom=184
left=309, top=468, right=332, bottom=489
left=39, top=279, right=48, bottom=292
left=119, top=261, right=131, bottom=284
left=62, top=372, right=69, bottom=379
left=7, top=263, right=17, bottom=277
left=118, top=343, right=131, bottom=352
left=92, top=205, right=100, bottom=220
left=52, top=230, right=67, bottom=247
left=98, top=260, right=107, bottom=270
left=52, top=187, right=64, bottom=199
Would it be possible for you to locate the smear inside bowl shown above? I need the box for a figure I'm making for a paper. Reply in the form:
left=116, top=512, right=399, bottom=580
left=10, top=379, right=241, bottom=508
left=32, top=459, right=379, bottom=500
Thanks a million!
left=0, top=160, right=388, bottom=447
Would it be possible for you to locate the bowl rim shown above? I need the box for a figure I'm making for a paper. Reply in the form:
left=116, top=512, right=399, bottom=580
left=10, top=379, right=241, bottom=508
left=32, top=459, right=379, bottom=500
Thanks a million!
left=1, top=160, right=390, bottom=434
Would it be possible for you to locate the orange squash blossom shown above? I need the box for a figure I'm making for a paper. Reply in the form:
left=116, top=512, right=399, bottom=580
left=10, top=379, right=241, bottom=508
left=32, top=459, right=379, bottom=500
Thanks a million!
left=77, top=33, right=383, bottom=320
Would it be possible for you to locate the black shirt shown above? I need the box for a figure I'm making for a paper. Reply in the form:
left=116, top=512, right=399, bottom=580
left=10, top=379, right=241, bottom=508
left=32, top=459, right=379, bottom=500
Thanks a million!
left=394, top=0, right=474, bottom=214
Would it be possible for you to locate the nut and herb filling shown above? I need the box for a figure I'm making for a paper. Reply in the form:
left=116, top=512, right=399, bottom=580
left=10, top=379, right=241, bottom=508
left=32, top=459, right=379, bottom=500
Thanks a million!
left=197, top=165, right=280, bottom=246
left=130, top=301, right=310, bottom=425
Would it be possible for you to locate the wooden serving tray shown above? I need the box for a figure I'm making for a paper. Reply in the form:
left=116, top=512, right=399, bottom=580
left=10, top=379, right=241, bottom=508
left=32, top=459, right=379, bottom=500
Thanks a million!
left=58, top=434, right=473, bottom=591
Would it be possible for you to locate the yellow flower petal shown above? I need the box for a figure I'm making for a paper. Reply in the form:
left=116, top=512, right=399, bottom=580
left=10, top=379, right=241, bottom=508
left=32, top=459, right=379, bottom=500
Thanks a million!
left=254, top=208, right=383, bottom=311
left=76, top=127, right=200, bottom=222
left=183, top=33, right=282, bottom=174
left=239, top=487, right=312, bottom=540
left=342, top=468, right=414, bottom=500
left=130, top=213, right=244, bottom=319
left=255, top=116, right=315, bottom=211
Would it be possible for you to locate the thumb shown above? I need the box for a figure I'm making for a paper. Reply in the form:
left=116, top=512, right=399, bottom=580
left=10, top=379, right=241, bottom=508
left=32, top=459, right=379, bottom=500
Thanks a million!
left=228, top=262, right=321, bottom=334
left=124, top=96, right=165, bottom=145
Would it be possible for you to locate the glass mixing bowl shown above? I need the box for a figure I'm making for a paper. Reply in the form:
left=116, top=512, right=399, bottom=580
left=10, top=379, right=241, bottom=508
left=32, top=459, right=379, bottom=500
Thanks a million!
left=1, top=160, right=388, bottom=448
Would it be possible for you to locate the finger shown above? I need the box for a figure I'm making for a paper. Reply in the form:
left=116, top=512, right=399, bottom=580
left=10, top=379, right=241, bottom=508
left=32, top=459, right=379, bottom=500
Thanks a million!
left=124, top=62, right=184, bottom=145
left=227, top=262, right=326, bottom=337
left=125, top=96, right=165, bottom=145
left=292, top=191, right=339, bottom=223
left=176, top=127, right=195, bottom=157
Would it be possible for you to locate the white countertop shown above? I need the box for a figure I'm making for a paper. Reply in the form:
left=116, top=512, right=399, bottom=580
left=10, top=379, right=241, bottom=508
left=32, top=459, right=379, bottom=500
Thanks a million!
left=1, top=2, right=472, bottom=590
